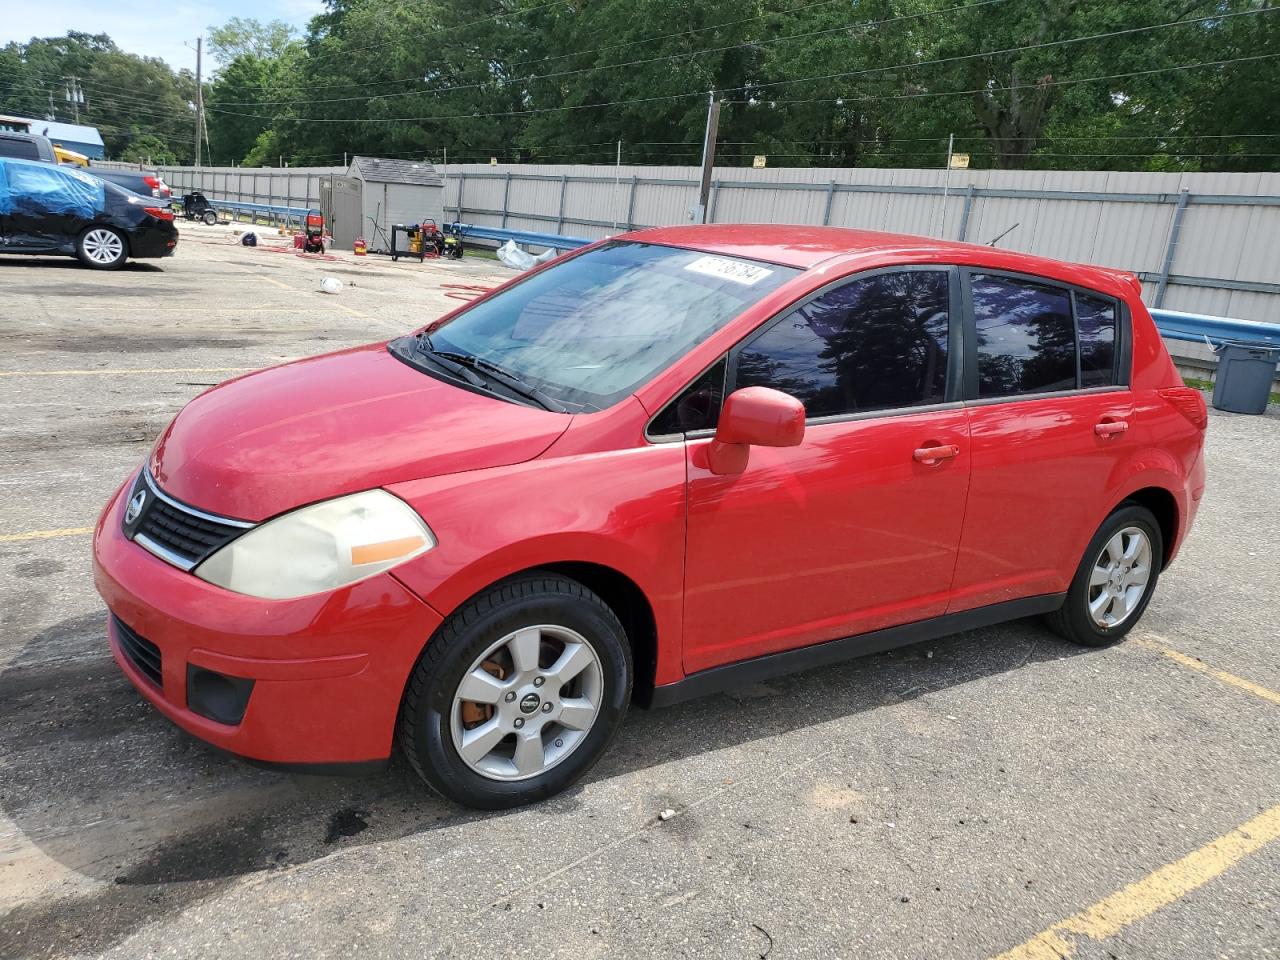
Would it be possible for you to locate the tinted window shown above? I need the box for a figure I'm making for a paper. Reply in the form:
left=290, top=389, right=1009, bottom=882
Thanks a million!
left=733, top=270, right=950, bottom=418
left=972, top=274, right=1075, bottom=396
left=0, top=137, right=41, bottom=161
left=649, top=357, right=726, bottom=436
left=427, top=243, right=798, bottom=411
left=1076, top=293, right=1117, bottom=387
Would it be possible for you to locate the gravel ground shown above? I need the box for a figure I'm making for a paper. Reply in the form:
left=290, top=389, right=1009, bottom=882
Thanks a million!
left=0, top=226, right=1276, bottom=960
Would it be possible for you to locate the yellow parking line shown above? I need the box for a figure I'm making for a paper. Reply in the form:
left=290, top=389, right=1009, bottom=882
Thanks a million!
left=992, top=803, right=1280, bottom=960
left=1134, top=635, right=1280, bottom=707
left=0, top=367, right=252, bottom=378
left=0, top=526, right=94, bottom=543
left=254, top=274, right=295, bottom=291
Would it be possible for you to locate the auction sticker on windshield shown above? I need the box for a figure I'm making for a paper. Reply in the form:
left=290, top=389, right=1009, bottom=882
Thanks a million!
left=684, top=255, right=774, bottom=285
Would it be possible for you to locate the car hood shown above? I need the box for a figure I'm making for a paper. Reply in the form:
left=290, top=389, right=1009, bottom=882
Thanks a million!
left=149, top=342, right=572, bottom=521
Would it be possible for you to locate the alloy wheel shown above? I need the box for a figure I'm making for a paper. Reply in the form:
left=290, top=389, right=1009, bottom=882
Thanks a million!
left=450, top=624, right=604, bottom=781
left=82, top=229, right=124, bottom=265
left=1086, top=525, right=1153, bottom=628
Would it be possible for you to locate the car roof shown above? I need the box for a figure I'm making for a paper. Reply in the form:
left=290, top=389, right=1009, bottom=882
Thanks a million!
left=620, top=224, right=1139, bottom=298
left=0, top=155, right=132, bottom=195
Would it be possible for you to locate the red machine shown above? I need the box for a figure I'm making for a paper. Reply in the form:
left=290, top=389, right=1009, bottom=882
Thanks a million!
left=303, top=210, right=325, bottom=254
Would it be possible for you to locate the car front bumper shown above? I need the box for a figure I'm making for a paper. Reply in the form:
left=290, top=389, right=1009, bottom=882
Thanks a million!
left=92, top=478, right=443, bottom=765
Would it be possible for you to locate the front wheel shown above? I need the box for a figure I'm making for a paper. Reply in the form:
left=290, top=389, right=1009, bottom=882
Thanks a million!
left=1046, top=503, right=1163, bottom=647
left=77, top=226, right=128, bottom=270
left=398, top=573, right=632, bottom=809
left=202, top=209, right=218, bottom=225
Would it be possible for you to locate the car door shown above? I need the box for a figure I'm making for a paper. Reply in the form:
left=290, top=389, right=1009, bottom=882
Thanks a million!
left=3, top=160, right=95, bottom=251
left=949, top=271, right=1134, bottom=612
left=676, top=267, right=973, bottom=675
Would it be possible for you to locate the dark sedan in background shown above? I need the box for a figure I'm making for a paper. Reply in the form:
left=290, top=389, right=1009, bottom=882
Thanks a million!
left=0, top=157, right=178, bottom=269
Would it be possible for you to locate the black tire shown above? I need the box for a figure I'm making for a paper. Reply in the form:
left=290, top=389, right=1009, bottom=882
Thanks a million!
left=398, top=572, right=632, bottom=809
left=76, top=226, right=128, bottom=270
left=202, top=209, right=218, bottom=225
left=1045, top=503, right=1163, bottom=647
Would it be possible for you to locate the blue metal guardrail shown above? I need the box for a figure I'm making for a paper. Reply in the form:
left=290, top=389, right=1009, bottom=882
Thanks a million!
left=444, top=221, right=591, bottom=251
left=174, top=197, right=312, bottom=219
left=1148, top=308, right=1280, bottom=349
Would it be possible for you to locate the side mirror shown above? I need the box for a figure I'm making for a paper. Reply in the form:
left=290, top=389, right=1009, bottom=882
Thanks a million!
left=707, top=386, right=806, bottom=475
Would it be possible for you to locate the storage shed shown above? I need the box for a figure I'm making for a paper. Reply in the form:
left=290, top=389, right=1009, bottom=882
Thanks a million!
left=319, top=156, right=444, bottom=252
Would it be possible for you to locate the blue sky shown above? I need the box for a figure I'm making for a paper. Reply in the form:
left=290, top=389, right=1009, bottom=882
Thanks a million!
left=1, top=0, right=326, bottom=72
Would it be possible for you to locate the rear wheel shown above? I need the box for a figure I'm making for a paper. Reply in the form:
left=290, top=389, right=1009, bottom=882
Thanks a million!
left=77, top=227, right=127, bottom=270
left=398, top=573, right=632, bottom=809
left=202, top=209, right=218, bottom=225
left=1046, top=503, right=1162, bottom=647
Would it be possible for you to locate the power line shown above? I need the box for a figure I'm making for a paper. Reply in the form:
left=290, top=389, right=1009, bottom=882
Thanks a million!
left=0, top=79, right=196, bottom=124
left=212, top=0, right=865, bottom=97
left=739, top=5, right=1275, bottom=97
left=210, top=0, right=1013, bottom=107
left=725, top=53, right=1280, bottom=107
left=206, top=49, right=1280, bottom=125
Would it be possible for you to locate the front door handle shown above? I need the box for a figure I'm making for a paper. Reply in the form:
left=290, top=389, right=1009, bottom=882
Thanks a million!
left=913, top=443, right=961, bottom=464
left=1095, top=420, right=1129, bottom=438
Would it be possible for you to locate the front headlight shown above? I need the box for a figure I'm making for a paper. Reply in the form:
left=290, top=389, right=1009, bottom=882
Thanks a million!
left=195, top=490, right=435, bottom=600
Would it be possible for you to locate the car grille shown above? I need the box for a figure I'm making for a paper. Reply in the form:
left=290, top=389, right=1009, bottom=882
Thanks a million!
left=123, top=468, right=253, bottom=571
left=113, top=615, right=163, bottom=687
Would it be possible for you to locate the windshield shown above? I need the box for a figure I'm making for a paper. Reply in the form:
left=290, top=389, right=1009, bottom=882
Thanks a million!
left=417, top=242, right=799, bottom=411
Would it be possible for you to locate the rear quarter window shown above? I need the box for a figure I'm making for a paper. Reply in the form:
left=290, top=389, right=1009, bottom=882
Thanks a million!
left=1075, top=292, right=1118, bottom=387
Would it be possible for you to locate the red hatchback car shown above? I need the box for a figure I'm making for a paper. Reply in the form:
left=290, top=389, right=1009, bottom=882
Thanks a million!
left=94, top=225, right=1207, bottom=808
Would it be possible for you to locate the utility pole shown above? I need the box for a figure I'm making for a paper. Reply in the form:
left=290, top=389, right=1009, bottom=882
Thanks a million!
left=194, top=36, right=204, bottom=167
left=64, top=76, right=84, bottom=123
left=937, top=133, right=954, bottom=238
left=695, top=92, right=721, bottom=224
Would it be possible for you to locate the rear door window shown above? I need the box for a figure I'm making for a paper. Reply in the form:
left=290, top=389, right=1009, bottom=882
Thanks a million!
left=970, top=274, right=1075, bottom=397
left=1075, top=292, right=1118, bottom=387
left=0, top=137, right=41, bottom=161
left=733, top=269, right=951, bottom=419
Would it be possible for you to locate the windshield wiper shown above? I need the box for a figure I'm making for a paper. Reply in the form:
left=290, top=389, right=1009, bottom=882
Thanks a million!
left=465, top=356, right=567, bottom=413
left=411, top=333, right=486, bottom=387
left=414, top=334, right=566, bottom=413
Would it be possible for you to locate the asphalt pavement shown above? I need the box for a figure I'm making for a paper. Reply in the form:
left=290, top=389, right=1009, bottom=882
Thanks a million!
left=0, top=226, right=1275, bottom=960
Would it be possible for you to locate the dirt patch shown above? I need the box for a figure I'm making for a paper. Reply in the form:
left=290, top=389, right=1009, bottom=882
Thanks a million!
left=325, top=807, right=371, bottom=844
left=14, top=334, right=264, bottom=354
left=0, top=875, right=233, bottom=960
left=13, top=559, right=65, bottom=579
left=42, top=284, right=158, bottom=298
left=0, top=412, right=172, bottom=456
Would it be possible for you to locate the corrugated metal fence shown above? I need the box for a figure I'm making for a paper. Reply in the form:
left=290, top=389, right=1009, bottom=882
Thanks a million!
left=445, top=163, right=1280, bottom=325
left=96, top=160, right=1279, bottom=326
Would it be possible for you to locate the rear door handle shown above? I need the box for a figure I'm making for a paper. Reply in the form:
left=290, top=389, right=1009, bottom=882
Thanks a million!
left=913, top=444, right=960, bottom=464
left=1095, top=420, right=1129, bottom=437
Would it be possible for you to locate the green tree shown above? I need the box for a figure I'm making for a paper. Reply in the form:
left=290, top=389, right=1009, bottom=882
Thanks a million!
left=208, top=17, right=299, bottom=64
left=121, top=133, right=178, bottom=164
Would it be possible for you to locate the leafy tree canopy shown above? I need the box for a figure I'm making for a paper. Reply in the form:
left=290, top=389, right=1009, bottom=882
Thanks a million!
left=2, top=1, right=1276, bottom=171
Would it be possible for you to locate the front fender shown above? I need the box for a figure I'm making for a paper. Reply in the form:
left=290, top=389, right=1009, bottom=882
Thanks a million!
left=386, top=443, right=688, bottom=686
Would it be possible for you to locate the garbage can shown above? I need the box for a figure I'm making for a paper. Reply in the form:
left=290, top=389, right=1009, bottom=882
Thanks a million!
left=1212, top=341, right=1280, bottom=414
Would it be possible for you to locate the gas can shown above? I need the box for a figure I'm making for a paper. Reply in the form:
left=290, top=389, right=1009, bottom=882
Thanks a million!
left=354, top=237, right=367, bottom=256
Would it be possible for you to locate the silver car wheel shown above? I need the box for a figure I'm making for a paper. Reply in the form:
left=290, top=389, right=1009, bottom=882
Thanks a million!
left=1086, top=525, right=1153, bottom=628
left=450, top=624, right=604, bottom=782
left=82, top=228, right=124, bottom=265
